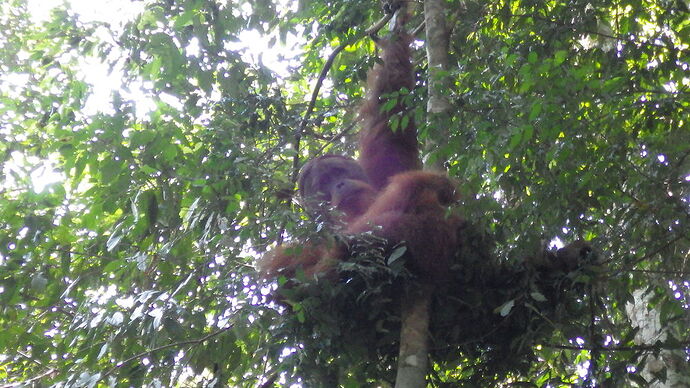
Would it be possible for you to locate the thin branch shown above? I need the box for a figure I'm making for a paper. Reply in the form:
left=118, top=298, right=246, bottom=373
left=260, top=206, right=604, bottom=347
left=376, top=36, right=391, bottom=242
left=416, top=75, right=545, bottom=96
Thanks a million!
left=0, top=368, right=58, bottom=388
left=542, top=341, right=690, bottom=352
left=100, top=326, right=233, bottom=381
left=16, top=350, right=45, bottom=367
left=610, top=233, right=686, bottom=278
left=626, top=269, right=690, bottom=276
left=259, top=372, right=280, bottom=388
left=411, top=21, right=425, bottom=37
left=311, top=121, right=358, bottom=156
left=511, top=12, right=688, bottom=53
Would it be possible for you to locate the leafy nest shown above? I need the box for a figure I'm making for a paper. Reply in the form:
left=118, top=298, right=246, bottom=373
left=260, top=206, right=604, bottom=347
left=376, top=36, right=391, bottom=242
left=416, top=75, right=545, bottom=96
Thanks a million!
left=261, top=223, right=590, bottom=385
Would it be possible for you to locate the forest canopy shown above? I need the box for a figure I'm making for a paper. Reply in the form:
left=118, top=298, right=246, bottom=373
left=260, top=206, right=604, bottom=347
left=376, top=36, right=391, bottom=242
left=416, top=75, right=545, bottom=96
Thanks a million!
left=0, top=0, right=688, bottom=386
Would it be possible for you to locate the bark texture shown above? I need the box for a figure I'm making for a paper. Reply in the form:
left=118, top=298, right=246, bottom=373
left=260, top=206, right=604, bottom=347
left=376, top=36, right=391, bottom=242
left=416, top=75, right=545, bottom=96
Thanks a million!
left=394, top=283, right=434, bottom=388
left=424, top=0, right=451, bottom=114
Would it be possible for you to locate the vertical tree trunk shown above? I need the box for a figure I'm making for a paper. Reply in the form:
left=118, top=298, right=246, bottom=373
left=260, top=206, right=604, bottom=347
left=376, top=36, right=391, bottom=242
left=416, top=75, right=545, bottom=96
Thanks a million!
left=423, top=0, right=452, bottom=170
left=395, top=283, right=434, bottom=388
left=424, top=0, right=451, bottom=115
left=395, top=2, right=451, bottom=387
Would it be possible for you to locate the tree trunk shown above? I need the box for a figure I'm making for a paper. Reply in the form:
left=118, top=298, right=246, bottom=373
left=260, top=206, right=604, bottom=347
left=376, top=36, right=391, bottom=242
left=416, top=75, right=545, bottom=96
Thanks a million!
left=424, top=0, right=451, bottom=115
left=423, top=0, right=452, bottom=170
left=394, top=282, right=434, bottom=388
left=395, top=3, right=450, bottom=387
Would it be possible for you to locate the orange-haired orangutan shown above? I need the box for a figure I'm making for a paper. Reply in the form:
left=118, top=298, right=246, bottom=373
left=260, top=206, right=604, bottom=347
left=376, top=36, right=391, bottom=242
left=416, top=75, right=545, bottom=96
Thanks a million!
left=257, top=30, right=463, bottom=282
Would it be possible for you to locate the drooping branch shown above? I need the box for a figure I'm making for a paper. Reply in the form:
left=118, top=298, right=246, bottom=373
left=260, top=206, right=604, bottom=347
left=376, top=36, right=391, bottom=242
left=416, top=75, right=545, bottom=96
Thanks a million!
left=100, top=326, right=233, bottom=381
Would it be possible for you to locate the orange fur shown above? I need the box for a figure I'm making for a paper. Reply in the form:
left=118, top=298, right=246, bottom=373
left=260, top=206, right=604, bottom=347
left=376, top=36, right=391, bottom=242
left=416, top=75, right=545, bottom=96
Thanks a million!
left=257, top=239, right=345, bottom=280
left=258, top=34, right=462, bottom=283
left=347, top=171, right=461, bottom=280
left=258, top=172, right=461, bottom=281
left=358, top=33, right=421, bottom=190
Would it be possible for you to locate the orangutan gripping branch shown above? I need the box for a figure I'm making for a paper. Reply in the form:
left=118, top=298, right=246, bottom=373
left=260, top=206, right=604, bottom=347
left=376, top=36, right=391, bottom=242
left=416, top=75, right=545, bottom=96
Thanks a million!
left=358, top=33, right=421, bottom=190
left=258, top=32, right=462, bottom=282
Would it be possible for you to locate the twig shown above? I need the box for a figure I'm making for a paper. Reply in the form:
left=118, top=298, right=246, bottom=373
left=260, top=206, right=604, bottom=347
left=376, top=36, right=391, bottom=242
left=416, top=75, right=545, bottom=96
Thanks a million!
left=0, top=368, right=58, bottom=388
left=626, top=269, right=690, bottom=276
left=312, top=121, right=358, bottom=156
left=542, top=340, right=690, bottom=352
left=100, top=326, right=233, bottom=381
left=511, top=12, right=688, bottom=53
left=16, top=350, right=44, bottom=366
left=411, top=21, right=425, bottom=37
left=611, top=234, right=686, bottom=278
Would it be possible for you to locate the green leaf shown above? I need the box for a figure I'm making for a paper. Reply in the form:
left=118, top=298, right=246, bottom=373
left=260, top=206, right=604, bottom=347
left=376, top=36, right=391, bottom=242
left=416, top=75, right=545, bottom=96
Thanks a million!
left=390, top=115, right=400, bottom=132
left=387, top=246, right=407, bottom=265
left=496, top=300, right=515, bottom=317
left=530, top=292, right=547, bottom=302
left=528, top=102, right=542, bottom=121
left=106, top=233, right=123, bottom=252
left=554, top=50, right=567, bottom=66
left=173, top=9, right=196, bottom=29
left=381, top=97, right=398, bottom=113
left=400, top=114, right=410, bottom=130
left=197, top=68, right=213, bottom=94
left=508, top=130, right=522, bottom=150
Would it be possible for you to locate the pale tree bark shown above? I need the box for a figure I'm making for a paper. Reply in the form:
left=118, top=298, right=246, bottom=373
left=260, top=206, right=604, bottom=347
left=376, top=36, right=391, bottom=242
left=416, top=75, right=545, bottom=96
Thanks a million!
left=394, top=2, right=453, bottom=387
left=394, top=283, right=434, bottom=388
left=424, top=0, right=452, bottom=115
left=423, top=0, right=452, bottom=170
left=625, top=289, right=690, bottom=387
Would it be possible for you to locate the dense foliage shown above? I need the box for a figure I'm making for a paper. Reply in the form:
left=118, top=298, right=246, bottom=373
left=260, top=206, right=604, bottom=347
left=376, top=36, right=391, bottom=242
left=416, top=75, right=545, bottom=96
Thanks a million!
left=0, top=0, right=688, bottom=386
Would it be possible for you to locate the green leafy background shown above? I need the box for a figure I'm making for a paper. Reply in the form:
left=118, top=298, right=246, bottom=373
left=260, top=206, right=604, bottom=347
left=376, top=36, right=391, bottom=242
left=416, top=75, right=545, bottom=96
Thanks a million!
left=0, top=0, right=688, bottom=386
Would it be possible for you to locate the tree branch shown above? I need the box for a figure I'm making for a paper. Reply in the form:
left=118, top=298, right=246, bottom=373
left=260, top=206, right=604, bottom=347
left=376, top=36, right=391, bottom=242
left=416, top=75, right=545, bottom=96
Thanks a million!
left=511, top=12, right=689, bottom=53
left=100, top=326, right=233, bottom=381
left=542, top=341, right=690, bottom=352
